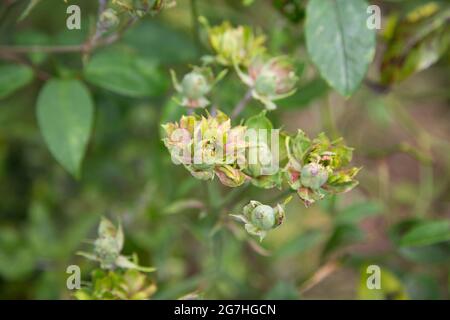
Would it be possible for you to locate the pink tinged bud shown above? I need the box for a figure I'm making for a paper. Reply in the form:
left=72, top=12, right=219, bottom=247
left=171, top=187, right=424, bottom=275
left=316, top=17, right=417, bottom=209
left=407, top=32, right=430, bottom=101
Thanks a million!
left=300, top=163, right=328, bottom=190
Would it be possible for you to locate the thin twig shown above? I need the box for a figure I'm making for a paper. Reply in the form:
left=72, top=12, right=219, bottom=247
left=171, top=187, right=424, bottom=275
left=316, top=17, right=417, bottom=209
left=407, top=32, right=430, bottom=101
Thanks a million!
left=299, top=260, right=341, bottom=295
left=231, top=89, right=253, bottom=119
left=0, top=51, right=50, bottom=80
left=0, top=1, right=139, bottom=57
left=0, top=44, right=85, bottom=54
left=190, top=0, right=201, bottom=51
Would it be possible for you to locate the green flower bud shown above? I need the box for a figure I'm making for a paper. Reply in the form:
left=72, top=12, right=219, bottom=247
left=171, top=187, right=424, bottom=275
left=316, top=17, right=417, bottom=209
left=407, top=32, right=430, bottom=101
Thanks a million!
left=99, top=8, right=119, bottom=29
left=203, top=19, right=266, bottom=67
left=78, top=218, right=155, bottom=272
left=249, top=204, right=276, bottom=230
left=236, top=56, right=298, bottom=110
left=162, top=111, right=248, bottom=186
left=300, top=162, right=328, bottom=190
left=253, top=56, right=297, bottom=95
left=232, top=200, right=287, bottom=241
left=181, top=71, right=210, bottom=100
left=94, top=237, right=121, bottom=269
left=171, top=67, right=226, bottom=108
left=285, top=131, right=360, bottom=207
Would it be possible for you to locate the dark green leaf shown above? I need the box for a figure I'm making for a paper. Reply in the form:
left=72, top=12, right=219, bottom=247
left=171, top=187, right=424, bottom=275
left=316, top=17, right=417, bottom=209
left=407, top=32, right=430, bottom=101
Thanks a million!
left=336, top=201, right=383, bottom=225
left=322, top=224, right=363, bottom=257
left=84, top=47, right=167, bottom=97
left=275, top=230, right=324, bottom=258
left=0, top=64, right=34, bottom=99
left=277, top=78, right=328, bottom=109
left=390, top=220, right=450, bottom=264
left=37, top=78, right=94, bottom=177
left=124, top=21, right=198, bottom=64
left=400, top=220, right=450, bottom=247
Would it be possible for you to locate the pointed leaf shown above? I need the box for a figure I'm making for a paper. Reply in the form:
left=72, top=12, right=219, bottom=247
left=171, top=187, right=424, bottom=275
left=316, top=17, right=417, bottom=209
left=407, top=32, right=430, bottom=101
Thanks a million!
left=37, top=79, right=94, bottom=177
left=305, top=0, right=376, bottom=96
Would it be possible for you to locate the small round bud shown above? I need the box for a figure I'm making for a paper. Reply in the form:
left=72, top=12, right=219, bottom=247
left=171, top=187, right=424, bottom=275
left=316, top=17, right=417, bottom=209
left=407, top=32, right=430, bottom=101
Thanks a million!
left=99, top=9, right=119, bottom=29
left=94, top=237, right=120, bottom=269
left=251, top=56, right=297, bottom=97
left=300, top=163, right=328, bottom=190
left=254, top=71, right=278, bottom=97
left=250, top=204, right=276, bottom=230
left=181, top=72, right=210, bottom=99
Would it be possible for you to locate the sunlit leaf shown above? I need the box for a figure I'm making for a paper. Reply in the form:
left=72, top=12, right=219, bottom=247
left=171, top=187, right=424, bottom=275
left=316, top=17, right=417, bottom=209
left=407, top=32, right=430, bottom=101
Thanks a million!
left=305, top=0, right=376, bottom=96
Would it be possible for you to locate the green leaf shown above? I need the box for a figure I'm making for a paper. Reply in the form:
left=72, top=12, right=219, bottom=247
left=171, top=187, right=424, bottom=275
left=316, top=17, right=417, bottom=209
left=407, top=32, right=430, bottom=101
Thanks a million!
left=380, top=4, right=450, bottom=84
left=390, top=220, right=450, bottom=264
left=336, top=201, right=383, bottom=225
left=0, top=64, right=34, bottom=99
left=84, top=47, right=167, bottom=97
left=400, top=220, right=450, bottom=247
left=305, top=0, right=376, bottom=96
left=275, top=230, right=324, bottom=258
left=358, top=264, right=408, bottom=300
left=322, top=224, right=363, bottom=257
left=124, top=21, right=197, bottom=64
left=277, top=78, right=329, bottom=110
left=14, top=30, right=51, bottom=65
left=405, top=274, right=440, bottom=300
left=37, top=79, right=94, bottom=178
left=264, top=281, right=299, bottom=300
left=244, top=111, right=273, bottom=130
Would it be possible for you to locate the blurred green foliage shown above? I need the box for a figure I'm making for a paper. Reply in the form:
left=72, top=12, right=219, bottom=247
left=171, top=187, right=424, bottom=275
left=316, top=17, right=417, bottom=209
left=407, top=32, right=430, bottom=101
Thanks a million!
left=0, top=0, right=449, bottom=299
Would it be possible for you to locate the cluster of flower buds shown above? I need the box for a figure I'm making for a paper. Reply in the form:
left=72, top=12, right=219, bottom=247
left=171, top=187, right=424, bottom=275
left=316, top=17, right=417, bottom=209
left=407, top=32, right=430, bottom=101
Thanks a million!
left=201, top=19, right=266, bottom=67
left=237, top=56, right=299, bottom=110
left=170, top=66, right=227, bottom=108
left=231, top=199, right=289, bottom=241
left=285, top=130, right=360, bottom=207
left=162, top=18, right=360, bottom=242
left=162, top=111, right=249, bottom=187
left=78, top=217, right=155, bottom=272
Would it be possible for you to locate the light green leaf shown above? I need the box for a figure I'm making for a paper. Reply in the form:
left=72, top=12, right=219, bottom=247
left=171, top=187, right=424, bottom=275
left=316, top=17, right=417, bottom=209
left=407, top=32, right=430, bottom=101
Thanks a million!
left=244, top=111, right=273, bottom=130
left=37, top=79, right=94, bottom=178
left=275, top=230, right=324, bottom=258
left=400, top=220, right=450, bottom=247
left=84, top=47, right=167, bottom=97
left=358, top=264, right=408, bottom=300
left=305, top=0, right=376, bottom=96
left=0, top=64, right=34, bottom=99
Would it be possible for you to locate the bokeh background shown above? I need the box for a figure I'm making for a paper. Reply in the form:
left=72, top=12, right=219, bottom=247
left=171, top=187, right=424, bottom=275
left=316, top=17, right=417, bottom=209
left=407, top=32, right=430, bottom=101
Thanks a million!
left=0, top=0, right=449, bottom=299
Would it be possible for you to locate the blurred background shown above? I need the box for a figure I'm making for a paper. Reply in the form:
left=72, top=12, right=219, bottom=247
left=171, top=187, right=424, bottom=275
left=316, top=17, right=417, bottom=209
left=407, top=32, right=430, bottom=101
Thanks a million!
left=0, top=0, right=449, bottom=299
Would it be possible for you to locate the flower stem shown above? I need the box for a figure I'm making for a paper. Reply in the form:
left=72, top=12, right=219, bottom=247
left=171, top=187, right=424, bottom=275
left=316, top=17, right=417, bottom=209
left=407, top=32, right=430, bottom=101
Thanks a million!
left=231, top=89, right=253, bottom=119
left=190, top=0, right=201, bottom=51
